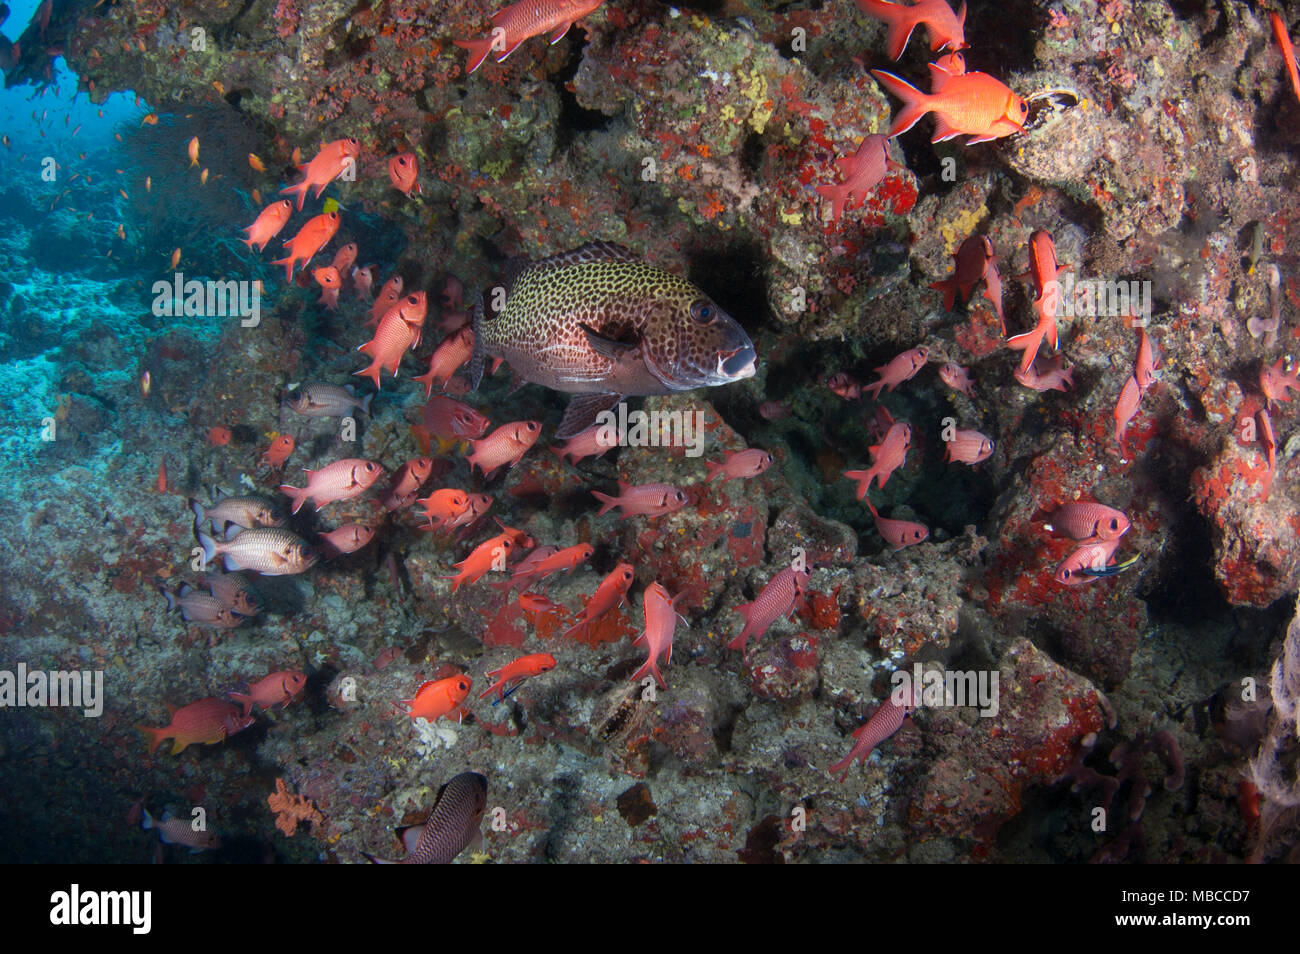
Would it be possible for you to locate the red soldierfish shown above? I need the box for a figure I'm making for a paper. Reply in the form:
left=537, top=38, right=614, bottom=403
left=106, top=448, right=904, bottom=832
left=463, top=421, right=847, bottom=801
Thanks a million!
left=382, top=457, right=435, bottom=510
left=318, top=523, right=376, bottom=557
left=280, top=458, right=384, bottom=514
left=828, top=683, right=920, bottom=781
left=816, top=133, right=902, bottom=223
left=827, top=372, right=863, bottom=401
left=423, top=395, right=491, bottom=442
left=1258, top=408, right=1277, bottom=502
left=1042, top=501, right=1130, bottom=542
left=1013, top=354, right=1073, bottom=392
left=240, top=199, right=292, bottom=253
left=943, top=428, right=993, bottom=465
left=478, top=653, right=557, bottom=701
left=563, top=563, right=635, bottom=641
left=447, top=527, right=530, bottom=592
left=631, top=582, right=684, bottom=690
left=727, top=564, right=809, bottom=652
left=937, top=361, right=975, bottom=397
left=872, top=66, right=1027, bottom=144
left=1113, top=375, right=1142, bottom=450
left=550, top=422, right=620, bottom=464
left=864, top=498, right=929, bottom=548
left=388, top=152, right=420, bottom=195
left=331, top=242, right=358, bottom=274
left=414, top=325, right=475, bottom=397
left=355, top=293, right=428, bottom=389
left=229, top=670, right=307, bottom=716
left=465, top=420, right=542, bottom=479
left=271, top=211, right=341, bottom=282
left=281, top=137, right=360, bottom=211
left=1260, top=357, right=1300, bottom=410
left=417, top=488, right=473, bottom=529
left=1271, top=11, right=1300, bottom=105
left=863, top=346, right=929, bottom=399
left=454, top=0, right=608, bottom=74
left=394, top=673, right=473, bottom=722
left=592, top=481, right=689, bottom=519
left=1134, top=329, right=1157, bottom=393
left=367, top=275, right=404, bottom=327
left=491, top=545, right=560, bottom=594
left=705, top=448, right=773, bottom=483
left=137, top=697, right=254, bottom=755
left=313, top=266, right=342, bottom=309
left=856, top=0, right=967, bottom=60
left=844, top=421, right=912, bottom=496
left=1007, top=230, right=1068, bottom=372
left=1054, top=538, right=1121, bottom=586
left=930, top=234, right=1004, bottom=331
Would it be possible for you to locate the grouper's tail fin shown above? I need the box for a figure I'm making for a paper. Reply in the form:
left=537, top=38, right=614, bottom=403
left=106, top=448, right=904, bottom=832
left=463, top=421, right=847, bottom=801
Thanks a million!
left=468, top=290, right=485, bottom=392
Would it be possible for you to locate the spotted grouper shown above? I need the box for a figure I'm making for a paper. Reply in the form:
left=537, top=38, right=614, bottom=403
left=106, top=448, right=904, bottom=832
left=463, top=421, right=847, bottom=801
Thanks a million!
left=469, top=241, right=757, bottom=438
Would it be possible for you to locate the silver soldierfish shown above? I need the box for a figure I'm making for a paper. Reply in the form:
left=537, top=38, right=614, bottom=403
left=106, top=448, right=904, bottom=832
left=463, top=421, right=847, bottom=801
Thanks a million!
left=285, top=383, right=373, bottom=418
left=196, top=527, right=317, bottom=576
left=469, top=241, right=757, bottom=438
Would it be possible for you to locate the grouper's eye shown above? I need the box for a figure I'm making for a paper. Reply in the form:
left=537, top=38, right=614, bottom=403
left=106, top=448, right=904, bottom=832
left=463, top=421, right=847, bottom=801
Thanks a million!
left=690, top=300, right=716, bottom=324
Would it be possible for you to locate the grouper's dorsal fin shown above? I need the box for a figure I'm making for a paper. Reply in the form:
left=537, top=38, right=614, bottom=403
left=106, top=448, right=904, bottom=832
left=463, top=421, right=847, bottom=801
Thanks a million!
left=558, top=393, right=625, bottom=440
left=530, top=241, right=640, bottom=273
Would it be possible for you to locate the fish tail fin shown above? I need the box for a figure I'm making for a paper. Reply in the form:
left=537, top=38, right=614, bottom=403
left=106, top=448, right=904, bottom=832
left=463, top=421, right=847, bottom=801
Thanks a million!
left=137, top=725, right=166, bottom=755
left=453, top=37, right=494, bottom=75
left=870, top=70, right=930, bottom=136
left=269, top=252, right=295, bottom=282
left=279, top=180, right=308, bottom=212
left=196, top=528, right=217, bottom=567
left=928, top=277, right=958, bottom=311
left=279, top=483, right=309, bottom=516
left=827, top=752, right=853, bottom=781
left=160, top=586, right=177, bottom=613
left=591, top=490, right=619, bottom=516
left=862, top=381, right=885, bottom=400
left=228, top=692, right=254, bottom=718
left=630, top=660, right=665, bottom=690
left=468, top=291, right=485, bottom=391
left=815, top=183, right=848, bottom=223
left=353, top=360, right=384, bottom=392
left=855, top=0, right=916, bottom=59
left=704, top=460, right=725, bottom=482
left=359, top=392, right=373, bottom=415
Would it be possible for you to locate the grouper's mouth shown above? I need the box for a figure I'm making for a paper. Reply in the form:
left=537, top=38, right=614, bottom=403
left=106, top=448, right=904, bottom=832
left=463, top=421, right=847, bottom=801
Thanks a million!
left=718, top=344, right=757, bottom=381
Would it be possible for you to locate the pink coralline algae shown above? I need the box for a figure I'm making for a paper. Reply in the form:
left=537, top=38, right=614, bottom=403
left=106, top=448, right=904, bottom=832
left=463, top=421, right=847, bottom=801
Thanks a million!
left=274, top=0, right=301, bottom=39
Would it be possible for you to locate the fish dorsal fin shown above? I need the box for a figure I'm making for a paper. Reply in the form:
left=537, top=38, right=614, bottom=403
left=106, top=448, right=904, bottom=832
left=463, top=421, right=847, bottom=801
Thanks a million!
left=558, top=393, right=625, bottom=440
left=529, top=241, right=639, bottom=273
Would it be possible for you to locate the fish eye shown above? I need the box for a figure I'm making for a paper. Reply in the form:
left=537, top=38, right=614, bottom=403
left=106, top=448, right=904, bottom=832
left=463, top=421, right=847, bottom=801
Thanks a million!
left=691, top=300, right=715, bottom=324
left=1020, top=101, right=1028, bottom=115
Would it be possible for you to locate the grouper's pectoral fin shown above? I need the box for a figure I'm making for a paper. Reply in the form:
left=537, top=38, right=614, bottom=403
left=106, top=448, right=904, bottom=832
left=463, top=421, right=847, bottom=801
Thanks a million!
left=558, top=393, right=625, bottom=440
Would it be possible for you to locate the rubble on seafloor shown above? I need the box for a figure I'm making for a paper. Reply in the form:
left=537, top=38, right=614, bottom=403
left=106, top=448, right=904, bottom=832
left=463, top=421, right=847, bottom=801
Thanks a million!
left=0, top=0, right=1298, bottom=863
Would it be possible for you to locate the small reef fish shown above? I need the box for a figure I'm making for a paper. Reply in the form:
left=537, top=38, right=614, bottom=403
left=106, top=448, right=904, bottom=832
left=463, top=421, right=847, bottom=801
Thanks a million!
left=827, top=372, right=862, bottom=401
left=492, top=545, right=560, bottom=594
left=248, top=152, right=266, bottom=172
left=280, top=459, right=384, bottom=514
left=816, top=134, right=901, bottom=224
left=319, top=523, right=376, bottom=558
left=872, top=67, right=1027, bottom=144
left=142, top=808, right=222, bottom=852
left=1013, top=354, right=1073, bottom=392
left=189, top=493, right=285, bottom=533
left=631, top=582, right=684, bottom=690
left=388, top=152, right=421, bottom=195
left=137, top=697, right=254, bottom=755
left=366, top=772, right=488, bottom=865
left=187, top=136, right=199, bottom=167
left=240, top=202, right=293, bottom=253
left=469, top=241, right=756, bottom=439
left=1007, top=230, right=1067, bottom=372
left=447, top=527, right=528, bottom=592
left=447, top=493, right=494, bottom=531
left=1054, top=538, right=1122, bottom=586
left=331, top=242, right=358, bottom=274
left=856, top=0, right=967, bottom=60
left=1258, top=408, right=1277, bottom=502
left=1113, top=374, right=1142, bottom=450
left=592, top=480, right=689, bottom=519
left=465, top=420, right=542, bottom=479
left=414, top=325, right=475, bottom=397
left=204, top=572, right=261, bottom=616
left=271, top=211, right=341, bottom=282
left=479, top=653, right=557, bottom=701
left=1134, top=329, right=1157, bottom=393
left=705, top=448, right=772, bottom=482
left=1271, top=11, right=1300, bottom=105
left=159, top=584, right=245, bottom=629
left=207, top=426, right=232, bottom=446
left=229, top=670, right=307, bottom=716
left=394, top=673, right=473, bottom=723
left=863, top=346, right=929, bottom=399
left=563, top=562, right=636, bottom=641
left=260, top=434, right=295, bottom=470
left=281, top=137, right=360, bottom=211
left=844, top=421, right=912, bottom=495
left=938, top=361, right=975, bottom=397
left=382, top=457, right=435, bottom=510
left=828, top=684, right=919, bottom=781
left=313, top=266, right=342, bottom=309
left=550, top=422, right=620, bottom=464
left=728, top=564, right=810, bottom=652
left=1260, top=357, right=1300, bottom=410
left=454, top=0, right=608, bottom=74
left=355, top=293, right=428, bottom=388
left=864, top=498, right=929, bottom=549
left=285, top=382, right=372, bottom=418
left=353, top=264, right=375, bottom=299
left=196, top=527, right=318, bottom=576
left=930, top=234, right=1004, bottom=331
left=1042, top=501, right=1130, bottom=542
left=417, top=488, right=472, bottom=529
left=367, top=275, right=405, bottom=326
left=422, top=395, right=491, bottom=442
left=943, top=428, right=993, bottom=465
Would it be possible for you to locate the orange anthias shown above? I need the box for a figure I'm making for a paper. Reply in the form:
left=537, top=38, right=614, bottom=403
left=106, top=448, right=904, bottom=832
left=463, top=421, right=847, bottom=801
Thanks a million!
left=271, top=211, right=340, bottom=282
left=137, top=697, right=254, bottom=755
left=455, top=0, right=608, bottom=74
left=872, top=66, right=1028, bottom=144
left=394, top=673, right=473, bottom=723
left=281, top=137, right=361, bottom=211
